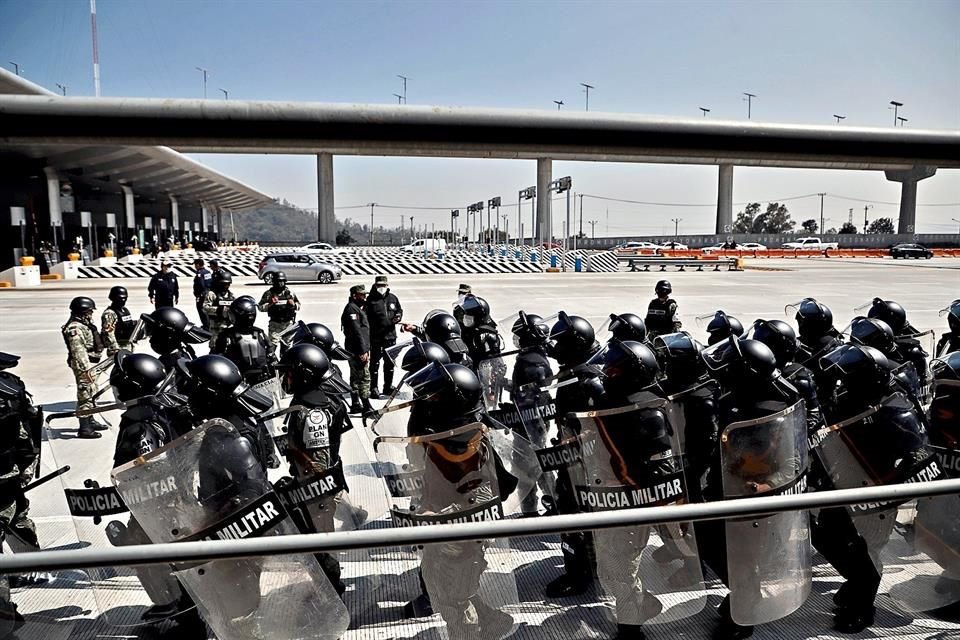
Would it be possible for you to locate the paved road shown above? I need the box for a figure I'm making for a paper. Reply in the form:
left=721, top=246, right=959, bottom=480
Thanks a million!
left=1, top=260, right=958, bottom=639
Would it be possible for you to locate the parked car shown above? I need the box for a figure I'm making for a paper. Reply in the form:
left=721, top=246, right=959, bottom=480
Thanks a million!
left=781, top=237, right=839, bottom=250
left=401, top=238, right=447, bottom=254
left=614, top=241, right=663, bottom=252
left=540, top=242, right=562, bottom=250
left=258, top=253, right=342, bottom=284
left=739, top=242, right=768, bottom=251
left=301, top=242, right=335, bottom=251
left=659, top=241, right=689, bottom=250
left=890, top=243, right=933, bottom=259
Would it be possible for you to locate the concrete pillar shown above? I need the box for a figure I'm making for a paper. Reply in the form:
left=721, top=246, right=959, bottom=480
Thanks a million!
left=121, top=185, right=135, bottom=229
left=317, top=153, right=336, bottom=244
left=716, top=164, right=734, bottom=234
left=536, top=158, right=552, bottom=246
left=170, top=195, right=180, bottom=232
left=884, top=166, right=937, bottom=234
left=201, top=204, right=210, bottom=233
left=44, top=167, right=63, bottom=228
left=216, top=209, right=223, bottom=239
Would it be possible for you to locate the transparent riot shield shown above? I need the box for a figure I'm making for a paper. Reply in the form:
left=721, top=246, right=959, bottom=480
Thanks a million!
left=666, top=380, right=721, bottom=502
left=373, top=422, right=522, bottom=640
left=250, top=375, right=283, bottom=469
left=44, top=420, right=189, bottom=628
left=571, top=400, right=706, bottom=626
left=815, top=398, right=960, bottom=613
left=720, top=401, right=812, bottom=626
left=112, top=419, right=350, bottom=640
left=476, top=357, right=508, bottom=411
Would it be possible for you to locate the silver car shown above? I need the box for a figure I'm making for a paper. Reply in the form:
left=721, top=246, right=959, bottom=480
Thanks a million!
left=258, top=253, right=342, bottom=284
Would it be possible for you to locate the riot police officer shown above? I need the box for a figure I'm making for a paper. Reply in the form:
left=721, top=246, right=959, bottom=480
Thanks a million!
left=62, top=296, right=106, bottom=439
left=140, top=307, right=210, bottom=387
left=929, top=352, right=960, bottom=449
left=544, top=312, right=604, bottom=598
left=202, top=270, right=235, bottom=348
left=405, top=311, right=473, bottom=367
left=457, top=295, right=502, bottom=365
left=751, top=319, right=824, bottom=434
left=866, top=297, right=929, bottom=391
left=341, top=285, right=373, bottom=416
left=936, top=300, right=960, bottom=357
left=644, top=280, right=681, bottom=339
left=213, top=296, right=276, bottom=385
left=258, top=271, right=301, bottom=352
left=402, top=362, right=518, bottom=639
left=281, top=321, right=353, bottom=409
left=107, top=352, right=203, bottom=629
left=698, top=337, right=805, bottom=640
left=101, top=286, right=137, bottom=355
left=847, top=316, right=924, bottom=405
left=793, top=297, right=843, bottom=364
left=703, top=310, right=745, bottom=346
left=276, top=343, right=351, bottom=594
left=364, top=275, right=403, bottom=398
left=173, top=355, right=274, bottom=467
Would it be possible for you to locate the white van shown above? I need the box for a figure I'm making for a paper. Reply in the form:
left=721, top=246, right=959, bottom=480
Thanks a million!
left=401, top=238, right=447, bottom=254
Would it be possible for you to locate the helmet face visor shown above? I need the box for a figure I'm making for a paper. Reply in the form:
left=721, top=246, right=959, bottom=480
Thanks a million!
left=653, top=331, right=697, bottom=361
left=701, top=335, right=742, bottom=373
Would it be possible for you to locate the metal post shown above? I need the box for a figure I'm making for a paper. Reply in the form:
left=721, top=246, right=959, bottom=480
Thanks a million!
left=368, top=203, right=376, bottom=246
left=564, top=188, right=570, bottom=271
left=577, top=193, right=583, bottom=253
left=818, top=192, right=826, bottom=234
left=89, top=0, right=100, bottom=96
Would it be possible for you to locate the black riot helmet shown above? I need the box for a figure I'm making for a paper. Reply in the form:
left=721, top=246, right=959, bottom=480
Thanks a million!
left=286, top=321, right=349, bottom=361
left=549, top=311, right=598, bottom=367
left=588, top=339, right=660, bottom=397
left=278, top=343, right=332, bottom=396
left=794, top=297, right=834, bottom=337
left=820, top=344, right=894, bottom=404
left=69, top=296, right=96, bottom=317
left=653, top=332, right=706, bottom=387
left=512, top=311, right=551, bottom=349
left=176, top=354, right=271, bottom=417
left=703, top=336, right=779, bottom=384
left=750, top=319, right=798, bottom=368
left=425, top=312, right=462, bottom=342
left=0, top=352, right=20, bottom=371
left=270, top=271, right=287, bottom=292
left=143, top=307, right=210, bottom=354
left=655, top=280, right=672, bottom=296
left=705, top=311, right=744, bottom=346
left=932, top=352, right=960, bottom=382
left=108, top=286, right=128, bottom=307
left=458, top=295, right=491, bottom=328
left=401, top=339, right=451, bottom=373
left=407, top=362, right=483, bottom=422
left=942, top=300, right=960, bottom=335
left=228, top=295, right=258, bottom=329
left=848, top=316, right=896, bottom=356
left=607, top=313, right=648, bottom=343
left=109, top=350, right=167, bottom=402
left=866, top=297, right=908, bottom=335
left=212, top=270, right=233, bottom=294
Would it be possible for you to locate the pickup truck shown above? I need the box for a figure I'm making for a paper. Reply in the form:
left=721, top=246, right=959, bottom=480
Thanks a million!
left=780, top=237, right=839, bottom=250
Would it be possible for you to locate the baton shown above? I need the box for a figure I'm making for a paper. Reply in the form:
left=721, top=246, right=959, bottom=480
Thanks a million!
left=19, top=466, right=71, bottom=495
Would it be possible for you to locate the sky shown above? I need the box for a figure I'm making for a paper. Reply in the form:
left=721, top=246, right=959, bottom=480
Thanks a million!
left=2, top=0, right=959, bottom=235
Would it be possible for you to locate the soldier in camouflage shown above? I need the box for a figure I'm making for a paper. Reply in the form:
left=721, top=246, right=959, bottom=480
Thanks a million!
left=100, top=286, right=137, bottom=356
left=258, top=271, right=301, bottom=352
left=62, top=297, right=106, bottom=439
left=202, top=270, right=236, bottom=348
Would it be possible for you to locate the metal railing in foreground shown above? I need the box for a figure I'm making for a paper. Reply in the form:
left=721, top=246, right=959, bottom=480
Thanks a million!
left=1, top=479, right=959, bottom=574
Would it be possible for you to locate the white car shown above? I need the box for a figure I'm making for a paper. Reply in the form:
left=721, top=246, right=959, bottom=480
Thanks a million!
left=301, top=242, right=335, bottom=251
left=614, top=241, right=664, bottom=252
left=740, top=242, right=768, bottom=250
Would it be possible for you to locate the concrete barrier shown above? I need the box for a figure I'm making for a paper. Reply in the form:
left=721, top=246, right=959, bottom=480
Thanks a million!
left=0, top=265, right=41, bottom=287
left=51, top=261, right=80, bottom=280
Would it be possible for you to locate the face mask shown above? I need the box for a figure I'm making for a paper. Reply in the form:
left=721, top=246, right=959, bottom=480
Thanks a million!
left=376, top=286, right=388, bottom=295
left=457, top=294, right=467, bottom=306
left=513, top=334, right=522, bottom=349
left=463, top=316, right=475, bottom=328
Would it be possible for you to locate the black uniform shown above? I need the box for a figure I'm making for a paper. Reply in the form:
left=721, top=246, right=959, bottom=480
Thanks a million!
left=213, top=327, right=276, bottom=385
left=364, top=289, right=403, bottom=394
left=644, top=297, right=681, bottom=338
left=937, top=333, right=960, bottom=358
left=193, top=267, right=212, bottom=330
left=341, top=299, right=370, bottom=358
left=462, top=320, right=503, bottom=367
left=148, top=271, right=179, bottom=309
left=510, top=347, right=554, bottom=513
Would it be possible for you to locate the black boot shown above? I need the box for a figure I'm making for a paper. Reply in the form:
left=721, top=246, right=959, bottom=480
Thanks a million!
left=714, top=596, right=754, bottom=640
left=349, top=392, right=363, bottom=415
left=833, top=605, right=875, bottom=633
left=614, top=623, right=647, bottom=639
left=77, top=417, right=102, bottom=439
left=361, top=397, right=376, bottom=418
left=545, top=573, right=591, bottom=598
left=369, top=371, right=381, bottom=399
left=382, top=369, right=396, bottom=396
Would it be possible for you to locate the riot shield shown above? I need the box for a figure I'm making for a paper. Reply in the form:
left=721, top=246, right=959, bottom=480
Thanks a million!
left=570, top=400, right=706, bottom=626
left=815, top=401, right=960, bottom=613
left=44, top=420, right=189, bottom=627
left=477, top=357, right=508, bottom=411
left=666, top=380, right=721, bottom=502
left=373, top=422, right=520, bottom=640
left=112, top=419, right=350, bottom=640
left=250, top=375, right=283, bottom=469
left=720, top=401, right=812, bottom=626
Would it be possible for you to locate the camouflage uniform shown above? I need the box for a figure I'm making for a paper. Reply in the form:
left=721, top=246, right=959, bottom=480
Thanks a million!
left=100, top=306, right=136, bottom=355
left=258, top=287, right=301, bottom=350
left=202, top=289, right=235, bottom=348
left=62, top=317, right=103, bottom=414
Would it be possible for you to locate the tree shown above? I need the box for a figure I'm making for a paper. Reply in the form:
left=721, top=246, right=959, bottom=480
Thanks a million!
left=867, top=217, right=895, bottom=234
left=801, top=219, right=819, bottom=234
left=839, top=222, right=858, bottom=234
left=733, top=202, right=794, bottom=233
left=826, top=227, right=838, bottom=234
left=335, top=229, right=355, bottom=245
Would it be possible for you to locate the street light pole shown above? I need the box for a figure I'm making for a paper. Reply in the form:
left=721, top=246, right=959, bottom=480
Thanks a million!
left=577, top=193, right=584, bottom=253
left=219, top=88, right=229, bottom=100
left=393, top=94, right=403, bottom=104
left=549, top=176, right=572, bottom=271
left=451, top=210, right=458, bottom=247
left=833, top=114, right=846, bottom=123
left=397, top=75, right=408, bottom=103
left=195, top=67, right=209, bottom=99
left=743, top=92, right=756, bottom=119
left=581, top=83, right=594, bottom=111
left=589, top=220, right=597, bottom=239
left=488, top=198, right=501, bottom=247
left=367, top=203, right=377, bottom=246
left=890, top=100, right=903, bottom=126
left=897, top=116, right=908, bottom=127
left=671, top=217, right=682, bottom=237
left=7, top=62, right=21, bottom=76
left=863, top=204, right=873, bottom=231
left=56, top=83, right=68, bottom=96
left=818, top=192, right=826, bottom=234
left=699, top=107, right=710, bottom=117
left=553, top=100, right=564, bottom=110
